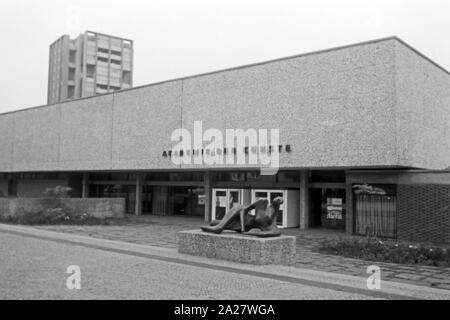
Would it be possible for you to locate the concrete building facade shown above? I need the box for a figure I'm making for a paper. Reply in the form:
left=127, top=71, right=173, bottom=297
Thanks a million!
left=48, top=31, right=133, bottom=104
left=2, top=37, right=450, bottom=242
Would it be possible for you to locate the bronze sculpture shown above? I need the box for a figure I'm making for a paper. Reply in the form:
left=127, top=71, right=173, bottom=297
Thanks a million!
left=201, top=197, right=283, bottom=237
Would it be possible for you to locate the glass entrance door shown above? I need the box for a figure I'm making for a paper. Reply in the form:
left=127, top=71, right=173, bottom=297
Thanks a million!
left=251, top=190, right=287, bottom=227
left=228, top=189, right=242, bottom=210
left=270, top=191, right=284, bottom=226
left=212, top=189, right=243, bottom=220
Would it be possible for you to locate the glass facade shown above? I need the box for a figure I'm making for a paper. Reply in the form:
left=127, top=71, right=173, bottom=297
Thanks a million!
left=152, top=186, right=205, bottom=216
left=82, top=170, right=352, bottom=231
left=142, top=185, right=152, bottom=214
left=89, top=184, right=136, bottom=214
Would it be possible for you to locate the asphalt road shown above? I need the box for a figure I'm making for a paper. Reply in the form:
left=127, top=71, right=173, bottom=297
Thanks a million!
left=0, top=231, right=382, bottom=300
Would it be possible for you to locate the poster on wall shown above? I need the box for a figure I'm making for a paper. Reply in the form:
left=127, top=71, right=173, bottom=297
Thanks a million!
left=218, top=196, right=228, bottom=207
left=326, top=198, right=343, bottom=220
left=198, top=195, right=206, bottom=205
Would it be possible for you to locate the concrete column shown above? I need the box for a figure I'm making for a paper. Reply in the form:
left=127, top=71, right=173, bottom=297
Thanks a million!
left=345, top=183, right=353, bottom=235
left=81, top=173, right=89, bottom=198
left=135, top=173, right=143, bottom=216
left=299, top=170, right=309, bottom=230
left=204, top=172, right=212, bottom=222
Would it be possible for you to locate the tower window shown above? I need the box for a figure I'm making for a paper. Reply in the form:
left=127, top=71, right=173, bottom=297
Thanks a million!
left=122, top=70, right=131, bottom=84
left=86, top=65, right=96, bottom=78
left=67, top=85, right=75, bottom=98
left=69, top=50, right=76, bottom=63
left=68, top=68, right=76, bottom=81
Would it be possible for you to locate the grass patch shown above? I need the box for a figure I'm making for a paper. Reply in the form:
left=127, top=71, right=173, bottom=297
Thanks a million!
left=319, top=237, right=450, bottom=267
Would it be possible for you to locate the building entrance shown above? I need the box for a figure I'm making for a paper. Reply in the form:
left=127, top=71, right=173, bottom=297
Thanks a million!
left=309, top=188, right=346, bottom=229
left=212, top=189, right=244, bottom=220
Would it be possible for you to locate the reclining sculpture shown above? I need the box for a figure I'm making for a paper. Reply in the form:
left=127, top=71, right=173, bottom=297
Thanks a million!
left=201, top=197, right=283, bottom=238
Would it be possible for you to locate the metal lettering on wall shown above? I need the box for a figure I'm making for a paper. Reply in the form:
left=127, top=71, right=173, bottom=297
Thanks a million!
left=162, top=145, right=292, bottom=158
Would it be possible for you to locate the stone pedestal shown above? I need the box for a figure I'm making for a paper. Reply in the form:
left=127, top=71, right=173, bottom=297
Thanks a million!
left=178, top=230, right=296, bottom=265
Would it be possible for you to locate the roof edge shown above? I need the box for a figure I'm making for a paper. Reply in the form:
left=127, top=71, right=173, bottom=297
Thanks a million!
left=393, top=36, right=450, bottom=77
left=2, top=35, right=448, bottom=117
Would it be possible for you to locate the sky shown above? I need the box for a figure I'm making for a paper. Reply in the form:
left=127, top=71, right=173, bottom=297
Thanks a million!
left=0, top=0, right=449, bottom=113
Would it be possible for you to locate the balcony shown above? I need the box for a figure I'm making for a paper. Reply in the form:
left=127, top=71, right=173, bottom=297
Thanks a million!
left=110, top=54, right=122, bottom=61
left=97, top=37, right=110, bottom=50
left=97, top=51, right=110, bottom=59
left=122, top=61, right=132, bottom=71
left=110, top=79, right=121, bottom=88
left=110, top=38, right=122, bottom=51
left=84, top=78, right=95, bottom=89
left=96, top=88, right=108, bottom=94
left=96, top=76, right=108, bottom=86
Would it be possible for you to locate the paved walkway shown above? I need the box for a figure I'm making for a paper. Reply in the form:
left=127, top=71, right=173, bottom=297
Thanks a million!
left=35, top=215, right=450, bottom=290
left=4, top=224, right=450, bottom=300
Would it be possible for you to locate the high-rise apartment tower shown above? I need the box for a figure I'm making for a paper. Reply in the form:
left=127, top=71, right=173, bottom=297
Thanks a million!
left=47, top=31, right=133, bottom=104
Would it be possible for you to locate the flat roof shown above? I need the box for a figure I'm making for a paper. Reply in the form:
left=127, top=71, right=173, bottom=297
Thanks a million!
left=85, top=30, right=133, bottom=43
left=2, top=36, right=449, bottom=117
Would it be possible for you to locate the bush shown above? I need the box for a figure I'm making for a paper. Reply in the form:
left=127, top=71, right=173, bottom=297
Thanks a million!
left=319, top=237, right=450, bottom=267
left=42, top=186, right=72, bottom=198
left=0, top=185, right=118, bottom=225
left=0, top=207, right=112, bottom=226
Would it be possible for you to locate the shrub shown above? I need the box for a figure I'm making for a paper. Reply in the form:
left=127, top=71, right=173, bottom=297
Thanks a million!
left=0, top=185, right=118, bottom=225
left=0, top=207, right=112, bottom=226
left=42, top=186, right=72, bottom=198
left=319, top=237, right=450, bottom=267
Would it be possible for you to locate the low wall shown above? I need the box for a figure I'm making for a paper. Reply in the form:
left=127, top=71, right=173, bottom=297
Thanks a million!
left=0, top=198, right=125, bottom=219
